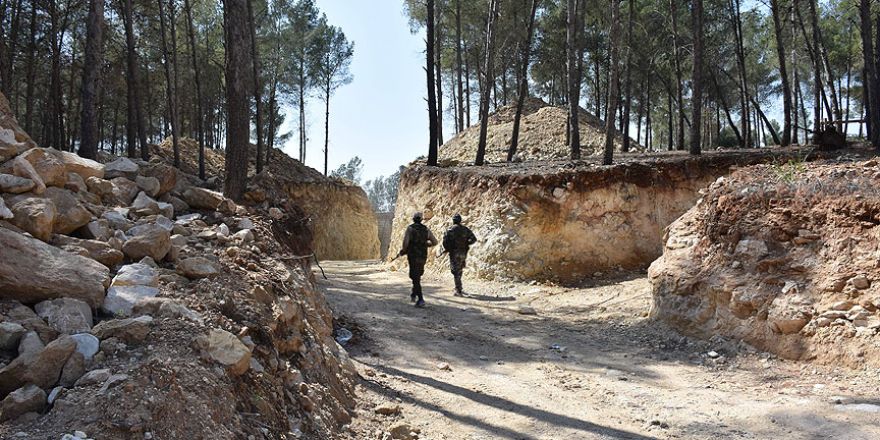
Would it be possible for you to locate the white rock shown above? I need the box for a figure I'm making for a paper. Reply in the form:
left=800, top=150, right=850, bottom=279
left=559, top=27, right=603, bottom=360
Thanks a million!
left=70, top=333, right=100, bottom=361
left=104, top=157, right=139, bottom=180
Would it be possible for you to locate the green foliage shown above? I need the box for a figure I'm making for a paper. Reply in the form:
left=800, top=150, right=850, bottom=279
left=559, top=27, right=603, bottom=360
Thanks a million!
left=330, top=156, right=364, bottom=184
left=770, top=157, right=808, bottom=183
left=364, top=167, right=404, bottom=213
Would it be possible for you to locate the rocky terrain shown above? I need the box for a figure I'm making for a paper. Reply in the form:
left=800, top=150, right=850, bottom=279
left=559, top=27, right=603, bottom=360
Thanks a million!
left=392, top=147, right=840, bottom=284
left=650, top=157, right=880, bottom=368
left=153, top=137, right=380, bottom=261
left=0, top=92, right=357, bottom=439
left=438, top=97, right=638, bottom=164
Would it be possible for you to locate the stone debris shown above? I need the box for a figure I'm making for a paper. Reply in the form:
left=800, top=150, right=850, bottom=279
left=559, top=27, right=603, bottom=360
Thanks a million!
left=0, top=385, right=46, bottom=422
left=195, top=329, right=252, bottom=376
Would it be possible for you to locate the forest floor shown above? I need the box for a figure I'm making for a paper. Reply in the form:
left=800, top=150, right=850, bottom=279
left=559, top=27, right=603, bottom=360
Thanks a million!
left=320, top=261, right=880, bottom=440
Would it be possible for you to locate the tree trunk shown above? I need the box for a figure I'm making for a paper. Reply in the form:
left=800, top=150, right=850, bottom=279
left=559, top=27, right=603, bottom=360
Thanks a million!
left=23, top=0, right=36, bottom=134
left=567, top=0, right=582, bottom=160
left=669, top=0, right=685, bottom=150
left=455, top=0, right=465, bottom=132
left=426, top=0, right=439, bottom=166
left=122, top=0, right=146, bottom=158
left=184, top=0, right=206, bottom=179
left=475, top=0, right=499, bottom=166
left=157, top=0, right=180, bottom=167
left=2, top=0, right=23, bottom=100
left=689, top=0, right=703, bottom=155
left=770, top=0, right=792, bottom=146
left=247, top=0, right=265, bottom=173
left=621, top=0, right=634, bottom=153
left=222, top=0, right=252, bottom=201
left=711, top=71, right=743, bottom=146
left=508, top=0, right=539, bottom=161
left=436, top=14, right=444, bottom=146
left=78, top=0, right=104, bottom=159
left=807, top=0, right=822, bottom=133
left=324, top=85, right=330, bottom=175
left=859, top=0, right=880, bottom=146
left=732, top=0, right=750, bottom=148
left=603, top=0, right=621, bottom=165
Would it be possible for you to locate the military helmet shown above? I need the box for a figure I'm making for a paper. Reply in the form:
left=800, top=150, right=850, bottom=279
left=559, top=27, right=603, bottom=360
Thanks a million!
left=452, top=214, right=462, bottom=224
left=412, top=211, right=424, bottom=222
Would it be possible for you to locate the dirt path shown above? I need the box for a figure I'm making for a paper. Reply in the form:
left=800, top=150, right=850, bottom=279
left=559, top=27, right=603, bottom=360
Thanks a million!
left=320, top=261, right=880, bottom=440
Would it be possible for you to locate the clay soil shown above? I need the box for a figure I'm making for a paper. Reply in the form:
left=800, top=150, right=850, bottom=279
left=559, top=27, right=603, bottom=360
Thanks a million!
left=322, top=261, right=880, bottom=440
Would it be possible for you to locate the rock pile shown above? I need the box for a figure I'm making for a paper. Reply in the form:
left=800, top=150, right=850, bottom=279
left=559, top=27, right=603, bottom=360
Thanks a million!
left=650, top=159, right=880, bottom=367
left=0, top=92, right=356, bottom=438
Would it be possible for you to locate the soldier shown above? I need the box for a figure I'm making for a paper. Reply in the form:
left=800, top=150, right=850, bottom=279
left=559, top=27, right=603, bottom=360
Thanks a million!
left=442, top=214, right=477, bottom=296
left=397, top=212, right=438, bottom=307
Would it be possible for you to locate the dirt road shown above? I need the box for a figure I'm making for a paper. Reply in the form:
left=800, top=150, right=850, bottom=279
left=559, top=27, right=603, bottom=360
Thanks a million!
left=320, top=261, right=880, bottom=440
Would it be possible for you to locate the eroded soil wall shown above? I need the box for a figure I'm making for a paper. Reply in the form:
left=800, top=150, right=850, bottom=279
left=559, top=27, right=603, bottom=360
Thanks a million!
left=392, top=149, right=827, bottom=284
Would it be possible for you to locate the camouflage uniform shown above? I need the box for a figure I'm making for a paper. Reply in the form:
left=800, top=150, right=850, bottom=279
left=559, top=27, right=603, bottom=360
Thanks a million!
left=443, top=224, right=477, bottom=294
left=399, top=222, right=438, bottom=304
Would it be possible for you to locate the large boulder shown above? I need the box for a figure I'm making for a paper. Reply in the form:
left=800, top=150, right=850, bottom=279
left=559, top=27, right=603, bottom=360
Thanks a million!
left=0, top=322, right=26, bottom=351
left=43, top=187, right=92, bottom=234
left=85, top=176, right=114, bottom=201
left=0, top=385, right=46, bottom=422
left=122, top=223, right=171, bottom=261
left=52, top=149, right=105, bottom=180
left=10, top=156, right=45, bottom=194
left=0, top=335, right=76, bottom=397
left=102, top=263, right=159, bottom=316
left=142, top=163, right=177, bottom=196
left=104, top=157, right=139, bottom=180
left=135, top=175, right=161, bottom=198
left=34, top=298, right=93, bottom=335
left=4, top=195, right=56, bottom=241
left=0, top=228, right=110, bottom=307
left=0, top=174, right=35, bottom=194
left=176, top=257, right=221, bottom=279
left=110, top=177, right=139, bottom=206
left=0, top=198, right=11, bottom=219
left=131, top=191, right=161, bottom=216
left=55, top=237, right=124, bottom=268
left=17, top=148, right=67, bottom=188
left=181, top=187, right=224, bottom=210
left=91, top=316, right=153, bottom=343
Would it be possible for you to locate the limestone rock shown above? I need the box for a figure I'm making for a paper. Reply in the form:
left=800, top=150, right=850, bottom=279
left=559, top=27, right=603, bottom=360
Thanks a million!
left=104, top=157, right=139, bottom=180
left=122, top=223, right=171, bottom=261
left=0, top=174, right=35, bottom=194
left=74, top=368, right=110, bottom=387
left=43, top=187, right=92, bottom=234
left=0, top=385, right=46, bottom=422
left=101, top=209, right=131, bottom=231
left=851, top=275, right=871, bottom=290
left=767, top=295, right=812, bottom=335
left=4, top=303, right=58, bottom=348
left=135, top=175, right=161, bottom=198
left=0, top=322, right=26, bottom=351
left=85, top=176, right=114, bottom=200
left=0, top=228, right=110, bottom=307
left=176, top=257, right=221, bottom=279
left=195, top=329, right=251, bottom=376
left=91, top=316, right=153, bottom=344
left=110, top=177, right=139, bottom=206
left=34, top=298, right=93, bottom=335
left=70, top=333, right=100, bottom=361
left=141, top=164, right=177, bottom=196
left=0, top=93, right=36, bottom=161
left=131, top=191, right=161, bottom=215
left=54, top=150, right=104, bottom=180
left=65, top=172, right=87, bottom=193
left=17, top=148, right=67, bottom=188
left=268, top=207, right=283, bottom=219
left=132, top=297, right=202, bottom=322
left=11, top=156, right=46, bottom=194
left=0, top=335, right=76, bottom=397
left=374, top=403, right=401, bottom=416
left=103, top=263, right=160, bottom=316
left=59, top=352, right=86, bottom=386
left=6, top=196, right=56, bottom=241
left=0, top=198, right=11, bottom=219
left=388, top=423, right=419, bottom=440
left=17, top=331, right=44, bottom=358
left=53, top=235, right=124, bottom=268
left=181, top=187, right=224, bottom=210
left=79, top=219, right=112, bottom=241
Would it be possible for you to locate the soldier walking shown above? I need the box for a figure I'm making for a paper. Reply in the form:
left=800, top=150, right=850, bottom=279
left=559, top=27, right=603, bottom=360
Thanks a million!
left=397, top=212, right=438, bottom=307
left=443, top=214, right=477, bottom=296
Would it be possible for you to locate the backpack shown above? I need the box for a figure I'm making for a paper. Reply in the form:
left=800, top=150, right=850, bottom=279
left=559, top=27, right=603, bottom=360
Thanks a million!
left=407, top=224, right=429, bottom=261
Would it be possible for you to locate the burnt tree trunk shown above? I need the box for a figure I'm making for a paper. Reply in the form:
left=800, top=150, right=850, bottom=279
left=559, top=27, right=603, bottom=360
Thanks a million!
left=222, top=0, right=252, bottom=201
left=184, top=0, right=206, bottom=179
left=78, top=0, right=104, bottom=159
left=603, top=0, right=621, bottom=165
left=689, top=0, right=703, bottom=155
left=247, top=0, right=265, bottom=173
left=426, top=0, right=439, bottom=166
left=508, top=0, right=539, bottom=161
left=157, top=0, right=180, bottom=167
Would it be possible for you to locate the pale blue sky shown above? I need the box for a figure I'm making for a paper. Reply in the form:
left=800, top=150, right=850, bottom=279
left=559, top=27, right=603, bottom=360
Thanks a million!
left=278, top=0, right=433, bottom=183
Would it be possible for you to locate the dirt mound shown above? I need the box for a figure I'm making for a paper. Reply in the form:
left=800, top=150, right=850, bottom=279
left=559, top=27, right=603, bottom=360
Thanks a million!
left=439, top=97, right=639, bottom=164
left=650, top=158, right=880, bottom=368
left=153, top=138, right=379, bottom=260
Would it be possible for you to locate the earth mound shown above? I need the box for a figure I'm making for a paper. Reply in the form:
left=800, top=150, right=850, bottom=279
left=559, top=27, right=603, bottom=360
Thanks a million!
left=650, top=158, right=880, bottom=367
left=439, top=97, right=639, bottom=164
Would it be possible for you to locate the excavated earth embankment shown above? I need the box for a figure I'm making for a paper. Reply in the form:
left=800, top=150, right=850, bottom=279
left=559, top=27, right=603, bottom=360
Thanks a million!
left=392, top=148, right=852, bottom=284
left=153, top=138, right=380, bottom=261
left=650, top=157, right=880, bottom=368
left=0, top=91, right=356, bottom=439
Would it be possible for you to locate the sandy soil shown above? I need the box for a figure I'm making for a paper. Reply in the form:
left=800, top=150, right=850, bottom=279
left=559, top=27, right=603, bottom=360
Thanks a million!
left=320, top=261, right=880, bottom=440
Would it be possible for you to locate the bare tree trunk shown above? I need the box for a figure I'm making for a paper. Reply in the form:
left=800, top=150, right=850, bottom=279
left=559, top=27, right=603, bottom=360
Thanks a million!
left=508, top=0, right=539, bottom=161
left=567, top=0, right=582, bottom=160
left=324, top=84, right=330, bottom=175
left=770, top=0, right=791, bottom=146
left=78, top=0, right=104, bottom=159
left=859, top=0, right=880, bottom=146
left=603, top=0, right=621, bottom=165
left=426, top=0, right=439, bottom=166
left=669, top=0, right=685, bottom=150
left=475, top=0, right=499, bottom=166
left=455, top=0, right=464, bottom=132
left=711, top=71, right=743, bottom=146
left=222, top=0, right=252, bottom=200
left=435, top=14, right=444, bottom=146
left=157, top=0, right=180, bottom=167
left=184, top=0, right=206, bottom=179
left=247, top=0, right=265, bottom=173
left=732, top=0, right=750, bottom=148
left=689, top=0, right=703, bottom=155
left=23, top=0, right=36, bottom=134
left=621, top=0, right=634, bottom=153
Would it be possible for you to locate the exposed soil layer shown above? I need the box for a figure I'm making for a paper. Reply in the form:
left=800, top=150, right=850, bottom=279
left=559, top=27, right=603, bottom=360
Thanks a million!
left=650, top=157, right=880, bottom=369
left=393, top=147, right=863, bottom=284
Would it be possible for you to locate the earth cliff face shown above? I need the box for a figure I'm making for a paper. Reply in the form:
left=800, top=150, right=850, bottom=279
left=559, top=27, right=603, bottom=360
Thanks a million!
left=391, top=148, right=839, bottom=284
left=650, top=158, right=880, bottom=367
